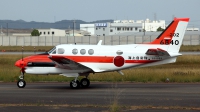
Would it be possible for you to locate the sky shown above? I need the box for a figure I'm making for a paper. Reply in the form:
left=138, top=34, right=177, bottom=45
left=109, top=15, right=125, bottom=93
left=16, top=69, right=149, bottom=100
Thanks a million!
left=0, top=0, right=200, bottom=28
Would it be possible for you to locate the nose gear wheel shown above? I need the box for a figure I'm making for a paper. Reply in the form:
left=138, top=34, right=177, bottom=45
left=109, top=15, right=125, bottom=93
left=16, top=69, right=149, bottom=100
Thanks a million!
left=17, top=79, right=26, bottom=88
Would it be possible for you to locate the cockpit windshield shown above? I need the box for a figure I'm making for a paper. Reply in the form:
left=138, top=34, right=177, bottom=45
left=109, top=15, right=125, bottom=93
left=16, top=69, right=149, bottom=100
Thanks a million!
left=48, top=47, right=56, bottom=54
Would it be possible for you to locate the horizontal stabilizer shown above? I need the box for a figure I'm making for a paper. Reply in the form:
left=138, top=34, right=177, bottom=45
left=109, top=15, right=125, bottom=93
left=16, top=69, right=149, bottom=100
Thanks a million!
left=145, top=48, right=170, bottom=56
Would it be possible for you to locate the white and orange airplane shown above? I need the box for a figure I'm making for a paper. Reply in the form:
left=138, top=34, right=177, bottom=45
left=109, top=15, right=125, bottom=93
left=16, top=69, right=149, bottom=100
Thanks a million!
left=15, top=18, right=189, bottom=89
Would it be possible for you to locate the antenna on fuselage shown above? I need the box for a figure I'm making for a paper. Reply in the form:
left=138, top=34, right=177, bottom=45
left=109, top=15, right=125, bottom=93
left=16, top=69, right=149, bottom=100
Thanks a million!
left=97, top=40, right=102, bottom=45
left=21, top=46, right=24, bottom=61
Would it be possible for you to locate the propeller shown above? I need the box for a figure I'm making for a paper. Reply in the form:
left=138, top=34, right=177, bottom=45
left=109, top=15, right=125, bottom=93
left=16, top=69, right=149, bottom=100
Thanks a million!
left=17, top=46, right=26, bottom=79
left=20, top=46, right=25, bottom=68
left=34, top=46, right=36, bottom=54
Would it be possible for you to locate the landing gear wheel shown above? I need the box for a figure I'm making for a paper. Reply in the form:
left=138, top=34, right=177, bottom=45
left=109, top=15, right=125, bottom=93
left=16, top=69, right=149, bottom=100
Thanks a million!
left=70, top=80, right=80, bottom=89
left=17, top=79, right=26, bottom=88
left=80, top=78, right=90, bottom=88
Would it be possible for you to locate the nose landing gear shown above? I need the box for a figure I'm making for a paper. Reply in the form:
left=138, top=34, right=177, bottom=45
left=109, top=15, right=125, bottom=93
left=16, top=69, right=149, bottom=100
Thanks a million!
left=17, top=70, right=26, bottom=88
left=17, top=79, right=26, bottom=88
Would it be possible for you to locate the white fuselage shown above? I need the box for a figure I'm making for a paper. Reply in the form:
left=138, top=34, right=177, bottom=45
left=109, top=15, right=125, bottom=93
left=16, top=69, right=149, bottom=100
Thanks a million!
left=25, top=44, right=178, bottom=75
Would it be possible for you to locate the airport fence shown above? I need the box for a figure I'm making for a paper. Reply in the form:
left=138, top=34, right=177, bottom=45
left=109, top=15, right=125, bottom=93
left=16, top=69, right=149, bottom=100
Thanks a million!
left=0, top=35, right=200, bottom=46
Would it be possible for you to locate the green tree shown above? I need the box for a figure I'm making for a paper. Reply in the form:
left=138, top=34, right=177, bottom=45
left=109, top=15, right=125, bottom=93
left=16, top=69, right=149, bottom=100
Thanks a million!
left=157, top=27, right=165, bottom=31
left=31, top=29, right=40, bottom=36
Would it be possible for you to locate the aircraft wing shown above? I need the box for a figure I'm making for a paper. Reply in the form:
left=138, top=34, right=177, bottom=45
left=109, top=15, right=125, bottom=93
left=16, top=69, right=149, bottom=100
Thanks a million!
left=48, top=55, right=90, bottom=70
left=145, top=48, right=170, bottom=56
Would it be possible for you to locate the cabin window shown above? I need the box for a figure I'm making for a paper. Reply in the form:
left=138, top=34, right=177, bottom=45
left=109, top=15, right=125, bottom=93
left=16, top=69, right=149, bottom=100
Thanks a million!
left=132, top=56, right=135, bottom=60
left=72, top=49, right=78, bottom=54
left=128, top=56, right=131, bottom=59
left=80, top=49, right=86, bottom=55
left=136, top=56, right=139, bottom=60
left=58, top=48, right=65, bottom=54
left=88, top=49, right=94, bottom=55
left=116, top=50, right=123, bottom=55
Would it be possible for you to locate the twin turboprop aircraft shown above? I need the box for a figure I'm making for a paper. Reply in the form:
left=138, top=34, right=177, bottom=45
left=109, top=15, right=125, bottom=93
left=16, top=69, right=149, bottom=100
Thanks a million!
left=15, top=18, right=189, bottom=89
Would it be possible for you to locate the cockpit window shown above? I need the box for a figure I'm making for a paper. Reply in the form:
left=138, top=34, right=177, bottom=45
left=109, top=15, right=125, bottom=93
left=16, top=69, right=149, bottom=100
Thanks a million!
left=52, top=49, right=56, bottom=54
left=48, top=47, right=56, bottom=54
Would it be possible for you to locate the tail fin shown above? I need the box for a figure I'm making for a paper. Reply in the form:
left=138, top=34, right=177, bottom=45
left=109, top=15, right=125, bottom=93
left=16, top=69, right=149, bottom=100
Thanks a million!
left=150, top=18, right=189, bottom=53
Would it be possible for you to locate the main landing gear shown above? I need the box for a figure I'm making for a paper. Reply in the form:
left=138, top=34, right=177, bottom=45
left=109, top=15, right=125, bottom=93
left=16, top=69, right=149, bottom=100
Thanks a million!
left=17, top=71, right=26, bottom=88
left=70, top=77, right=90, bottom=89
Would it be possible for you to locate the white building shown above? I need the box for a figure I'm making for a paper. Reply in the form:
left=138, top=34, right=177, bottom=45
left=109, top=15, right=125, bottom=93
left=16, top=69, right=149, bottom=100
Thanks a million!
left=80, top=24, right=95, bottom=35
left=38, top=28, right=66, bottom=36
left=80, top=18, right=166, bottom=36
left=94, top=22, right=142, bottom=36
left=136, top=18, right=166, bottom=31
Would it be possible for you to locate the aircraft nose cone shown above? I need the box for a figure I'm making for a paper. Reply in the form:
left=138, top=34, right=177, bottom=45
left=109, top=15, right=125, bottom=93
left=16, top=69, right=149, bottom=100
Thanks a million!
left=15, top=60, right=25, bottom=68
left=15, top=60, right=21, bottom=67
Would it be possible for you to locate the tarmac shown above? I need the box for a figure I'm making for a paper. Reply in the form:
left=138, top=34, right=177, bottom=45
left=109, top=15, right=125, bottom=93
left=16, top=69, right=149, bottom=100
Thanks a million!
left=0, top=51, right=200, bottom=111
left=0, top=82, right=200, bottom=112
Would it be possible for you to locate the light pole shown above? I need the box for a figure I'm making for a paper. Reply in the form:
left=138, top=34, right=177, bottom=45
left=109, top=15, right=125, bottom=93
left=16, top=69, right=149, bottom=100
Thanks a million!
left=144, top=20, right=145, bottom=36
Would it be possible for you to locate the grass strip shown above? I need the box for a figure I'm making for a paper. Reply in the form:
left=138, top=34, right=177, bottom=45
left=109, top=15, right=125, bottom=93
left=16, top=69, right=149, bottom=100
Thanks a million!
left=0, top=55, right=200, bottom=82
left=0, top=104, right=199, bottom=111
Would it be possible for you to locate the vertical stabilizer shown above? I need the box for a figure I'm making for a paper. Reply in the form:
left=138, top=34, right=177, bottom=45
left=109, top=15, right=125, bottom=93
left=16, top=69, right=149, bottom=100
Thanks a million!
left=167, top=18, right=189, bottom=53
left=150, top=18, right=189, bottom=53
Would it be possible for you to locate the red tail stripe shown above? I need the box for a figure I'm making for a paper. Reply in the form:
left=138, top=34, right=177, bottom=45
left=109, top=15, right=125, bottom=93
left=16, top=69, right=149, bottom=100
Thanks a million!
left=174, top=18, right=189, bottom=22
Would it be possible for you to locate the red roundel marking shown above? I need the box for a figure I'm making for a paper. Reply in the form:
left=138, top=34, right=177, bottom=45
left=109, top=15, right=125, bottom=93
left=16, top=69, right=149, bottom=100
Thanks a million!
left=113, top=56, right=124, bottom=67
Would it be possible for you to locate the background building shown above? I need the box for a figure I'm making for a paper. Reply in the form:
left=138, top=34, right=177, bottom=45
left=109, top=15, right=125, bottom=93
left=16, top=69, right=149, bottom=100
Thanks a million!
left=80, top=24, right=95, bottom=35
left=80, top=18, right=167, bottom=36
left=141, top=19, right=166, bottom=32
left=95, top=22, right=142, bottom=36
left=38, top=28, right=66, bottom=36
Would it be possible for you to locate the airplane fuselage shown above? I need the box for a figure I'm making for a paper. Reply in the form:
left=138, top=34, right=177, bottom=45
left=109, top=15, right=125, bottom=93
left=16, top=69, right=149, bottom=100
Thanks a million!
left=21, top=44, right=179, bottom=75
